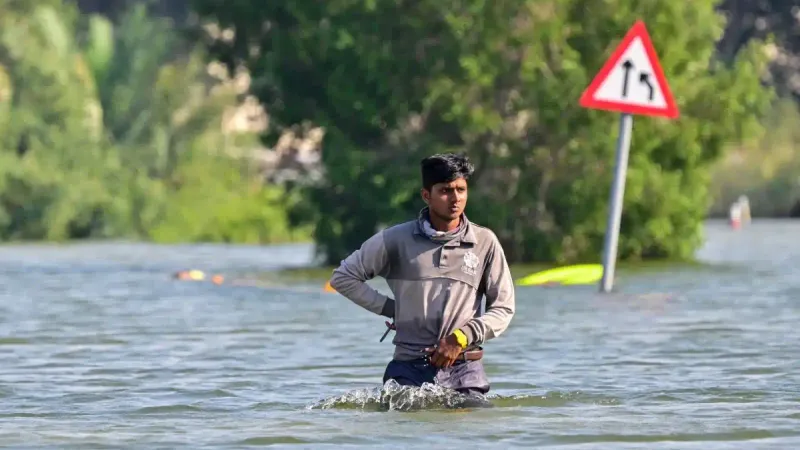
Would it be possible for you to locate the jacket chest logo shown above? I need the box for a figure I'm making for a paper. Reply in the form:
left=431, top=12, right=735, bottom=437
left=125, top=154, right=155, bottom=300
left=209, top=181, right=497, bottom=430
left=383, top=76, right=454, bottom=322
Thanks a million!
left=461, top=250, right=480, bottom=276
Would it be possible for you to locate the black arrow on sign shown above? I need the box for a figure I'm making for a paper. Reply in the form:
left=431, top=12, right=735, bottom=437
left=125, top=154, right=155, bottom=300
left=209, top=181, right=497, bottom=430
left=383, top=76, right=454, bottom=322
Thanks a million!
left=621, top=60, right=633, bottom=97
left=639, top=72, right=654, bottom=101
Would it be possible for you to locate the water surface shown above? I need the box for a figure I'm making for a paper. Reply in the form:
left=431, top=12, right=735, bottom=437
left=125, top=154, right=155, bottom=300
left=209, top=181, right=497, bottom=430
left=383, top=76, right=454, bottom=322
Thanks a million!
left=1, top=220, right=799, bottom=448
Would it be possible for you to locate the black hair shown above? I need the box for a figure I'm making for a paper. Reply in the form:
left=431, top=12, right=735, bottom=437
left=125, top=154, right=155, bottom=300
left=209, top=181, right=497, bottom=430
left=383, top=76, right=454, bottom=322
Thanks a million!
left=420, top=153, right=475, bottom=190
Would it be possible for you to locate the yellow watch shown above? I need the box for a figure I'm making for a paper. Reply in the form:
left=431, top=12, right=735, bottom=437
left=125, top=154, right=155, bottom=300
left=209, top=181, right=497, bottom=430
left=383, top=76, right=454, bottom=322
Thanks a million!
left=452, top=329, right=468, bottom=349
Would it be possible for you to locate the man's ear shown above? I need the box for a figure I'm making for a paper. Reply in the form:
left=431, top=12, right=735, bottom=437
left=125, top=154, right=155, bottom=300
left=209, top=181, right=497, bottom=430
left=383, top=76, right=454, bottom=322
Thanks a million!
left=420, top=188, right=430, bottom=205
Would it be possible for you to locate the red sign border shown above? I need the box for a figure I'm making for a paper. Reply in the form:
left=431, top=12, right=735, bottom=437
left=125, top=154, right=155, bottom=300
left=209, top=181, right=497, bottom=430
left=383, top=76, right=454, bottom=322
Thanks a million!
left=579, top=20, right=679, bottom=119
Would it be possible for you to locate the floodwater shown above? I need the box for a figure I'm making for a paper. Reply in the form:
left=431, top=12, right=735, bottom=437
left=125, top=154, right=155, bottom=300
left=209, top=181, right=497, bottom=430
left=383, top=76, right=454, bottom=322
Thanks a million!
left=1, top=219, right=799, bottom=448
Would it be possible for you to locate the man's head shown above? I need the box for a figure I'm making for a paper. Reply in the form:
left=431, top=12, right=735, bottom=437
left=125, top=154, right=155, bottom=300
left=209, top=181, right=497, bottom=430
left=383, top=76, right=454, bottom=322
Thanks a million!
left=420, top=153, right=475, bottom=223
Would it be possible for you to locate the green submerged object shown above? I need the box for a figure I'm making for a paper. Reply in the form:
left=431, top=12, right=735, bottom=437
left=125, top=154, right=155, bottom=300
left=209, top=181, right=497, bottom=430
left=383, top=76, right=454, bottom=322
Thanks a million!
left=516, top=264, right=603, bottom=286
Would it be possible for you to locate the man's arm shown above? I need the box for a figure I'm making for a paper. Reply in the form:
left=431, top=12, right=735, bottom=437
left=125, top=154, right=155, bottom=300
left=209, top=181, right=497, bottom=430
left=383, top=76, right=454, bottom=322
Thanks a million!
left=329, top=230, right=395, bottom=318
left=458, top=235, right=515, bottom=346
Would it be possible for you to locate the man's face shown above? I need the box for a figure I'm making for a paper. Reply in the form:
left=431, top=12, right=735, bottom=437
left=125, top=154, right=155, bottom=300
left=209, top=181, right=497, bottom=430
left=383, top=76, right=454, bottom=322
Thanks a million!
left=422, top=177, right=468, bottom=222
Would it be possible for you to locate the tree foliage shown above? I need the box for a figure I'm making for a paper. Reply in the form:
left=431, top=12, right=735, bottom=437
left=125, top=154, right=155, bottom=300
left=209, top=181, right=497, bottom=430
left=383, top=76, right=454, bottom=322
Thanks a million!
left=0, top=0, right=305, bottom=244
left=193, top=0, right=772, bottom=264
left=716, top=0, right=800, bottom=99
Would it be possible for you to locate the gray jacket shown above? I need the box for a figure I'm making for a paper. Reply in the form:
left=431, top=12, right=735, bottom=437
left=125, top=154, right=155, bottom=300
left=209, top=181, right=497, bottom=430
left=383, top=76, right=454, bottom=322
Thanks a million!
left=329, top=211, right=516, bottom=361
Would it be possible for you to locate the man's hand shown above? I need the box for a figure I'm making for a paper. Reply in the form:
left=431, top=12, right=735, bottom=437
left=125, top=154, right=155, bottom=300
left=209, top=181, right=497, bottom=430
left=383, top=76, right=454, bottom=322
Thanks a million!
left=425, top=334, right=463, bottom=368
left=379, top=321, right=396, bottom=342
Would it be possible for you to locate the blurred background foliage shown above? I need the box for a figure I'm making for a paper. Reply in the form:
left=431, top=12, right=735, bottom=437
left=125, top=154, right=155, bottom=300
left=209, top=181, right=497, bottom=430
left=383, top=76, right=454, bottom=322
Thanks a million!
left=0, top=0, right=307, bottom=245
left=1, top=0, right=798, bottom=266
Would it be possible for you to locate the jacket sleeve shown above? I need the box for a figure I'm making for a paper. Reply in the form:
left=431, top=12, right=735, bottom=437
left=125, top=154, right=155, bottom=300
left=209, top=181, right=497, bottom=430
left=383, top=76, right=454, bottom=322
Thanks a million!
left=329, top=230, right=395, bottom=318
left=458, top=234, right=515, bottom=346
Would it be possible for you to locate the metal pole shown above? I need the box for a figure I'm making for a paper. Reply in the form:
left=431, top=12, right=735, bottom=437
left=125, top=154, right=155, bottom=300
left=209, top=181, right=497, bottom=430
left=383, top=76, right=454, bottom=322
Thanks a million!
left=600, top=113, right=634, bottom=293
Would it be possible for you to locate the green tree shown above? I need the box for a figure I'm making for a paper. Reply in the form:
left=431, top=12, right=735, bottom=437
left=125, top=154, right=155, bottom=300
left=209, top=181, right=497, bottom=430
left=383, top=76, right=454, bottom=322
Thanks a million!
left=0, top=0, right=119, bottom=240
left=709, top=98, right=800, bottom=217
left=717, top=0, right=800, bottom=100
left=187, top=0, right=775, bottom=263
left=0, top=1, right=304, bottom=245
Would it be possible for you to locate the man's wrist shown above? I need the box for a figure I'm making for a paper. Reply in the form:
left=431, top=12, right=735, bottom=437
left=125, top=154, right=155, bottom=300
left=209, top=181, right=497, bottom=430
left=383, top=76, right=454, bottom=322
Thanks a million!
left=451, top=329, right=468, bottom=349
left=380, top=298, right=395, bottom=318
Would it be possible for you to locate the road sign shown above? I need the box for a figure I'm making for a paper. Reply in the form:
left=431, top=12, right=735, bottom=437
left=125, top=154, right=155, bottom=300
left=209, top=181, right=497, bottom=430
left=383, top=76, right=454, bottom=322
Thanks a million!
left=579, top=20, right=678, bottom=119
left=578, top=21, right=679, bottom=293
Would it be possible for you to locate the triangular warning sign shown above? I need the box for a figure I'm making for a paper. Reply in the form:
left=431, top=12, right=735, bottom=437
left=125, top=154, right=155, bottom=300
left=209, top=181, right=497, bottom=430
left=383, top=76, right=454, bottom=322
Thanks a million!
left=579, top=20, right=678, bottom=118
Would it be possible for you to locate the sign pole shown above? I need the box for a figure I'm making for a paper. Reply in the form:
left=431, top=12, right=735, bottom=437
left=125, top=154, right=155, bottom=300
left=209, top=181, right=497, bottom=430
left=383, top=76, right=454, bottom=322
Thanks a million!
left=600, top=113, right=633, bottom=293
left=578, top=20, right=679, bottom=293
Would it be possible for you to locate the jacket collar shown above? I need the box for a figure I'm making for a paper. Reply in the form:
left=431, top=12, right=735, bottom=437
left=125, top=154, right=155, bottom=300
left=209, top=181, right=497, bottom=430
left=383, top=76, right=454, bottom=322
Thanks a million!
left=413, top=207, right=477, bottom=244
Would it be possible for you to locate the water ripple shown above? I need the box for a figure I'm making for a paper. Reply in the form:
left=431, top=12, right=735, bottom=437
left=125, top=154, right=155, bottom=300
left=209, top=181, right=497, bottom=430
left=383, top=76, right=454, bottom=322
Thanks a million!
left=0, top=231, right=799, bottom=448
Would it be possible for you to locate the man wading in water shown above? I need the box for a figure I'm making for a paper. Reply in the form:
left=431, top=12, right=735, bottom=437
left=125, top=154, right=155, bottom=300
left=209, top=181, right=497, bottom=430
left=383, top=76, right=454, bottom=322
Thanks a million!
left=330, top=153, right=516, bottom=396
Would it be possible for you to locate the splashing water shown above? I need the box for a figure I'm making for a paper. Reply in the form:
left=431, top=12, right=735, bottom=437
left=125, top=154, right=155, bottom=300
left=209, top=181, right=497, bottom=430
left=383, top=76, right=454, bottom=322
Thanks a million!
left=308, top=380, right=621, bottom=412
left=308, top=380, right=493, bottom=412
